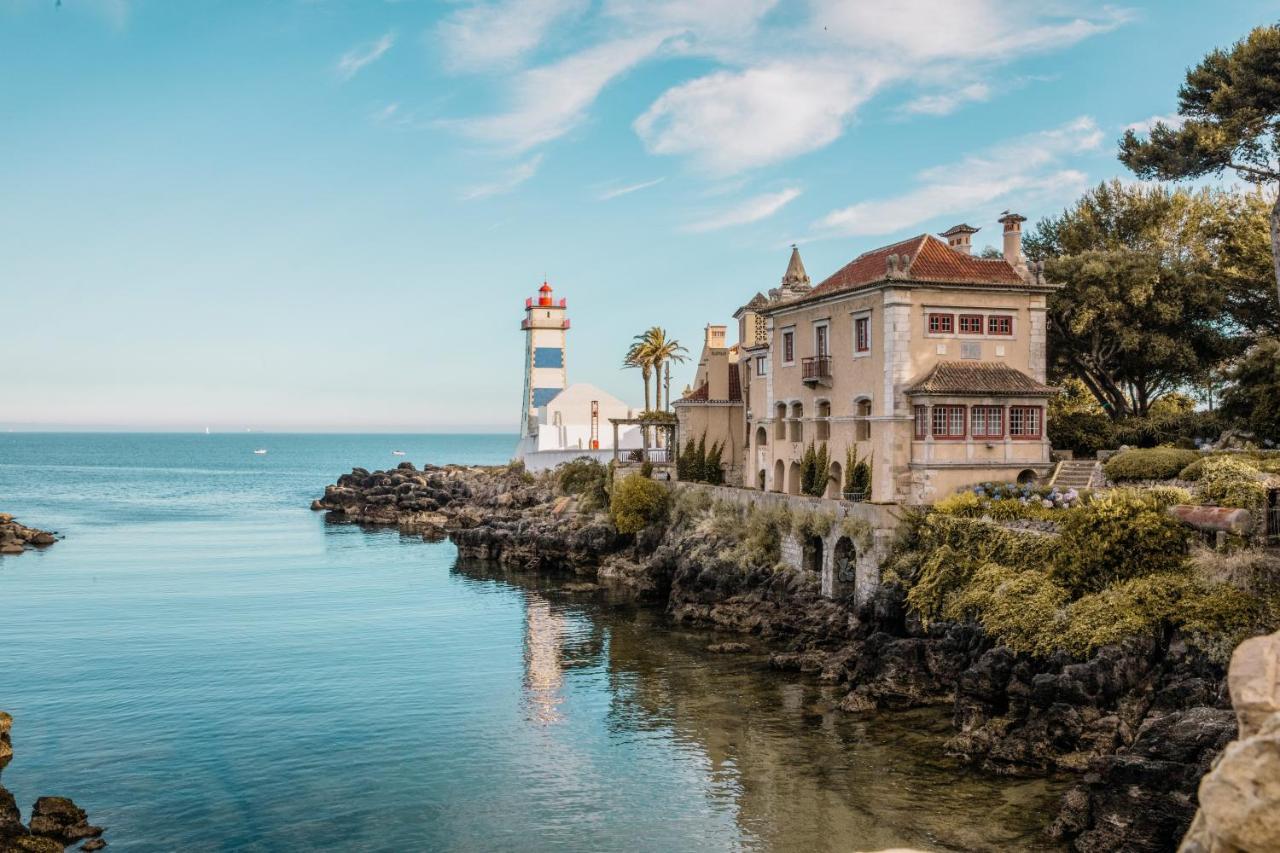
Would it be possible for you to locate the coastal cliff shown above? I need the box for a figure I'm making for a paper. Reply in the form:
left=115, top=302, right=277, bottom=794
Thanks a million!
left=0, top=713, right=104, bottom=853
left=314, top=463, right=1245, bottom=852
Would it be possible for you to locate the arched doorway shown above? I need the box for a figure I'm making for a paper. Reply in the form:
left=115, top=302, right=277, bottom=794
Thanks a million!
left=773, top=459, right=786, bottom=493
left=803, top=535, right=824, bottom=574
left=1017, top=468, right=1038, bottom=485
left=827, top=460, right=843, bottom=499
left=774, top=403, right=787, bottom=440
left=787, top=461, right=802, bottom=495
left=832, top=537, right=855, bottom=598
left=757, top=469, right=767, bottom=490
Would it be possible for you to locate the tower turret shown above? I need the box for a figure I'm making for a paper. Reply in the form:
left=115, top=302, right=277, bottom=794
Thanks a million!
left=520, top=281, right=569, bottom=438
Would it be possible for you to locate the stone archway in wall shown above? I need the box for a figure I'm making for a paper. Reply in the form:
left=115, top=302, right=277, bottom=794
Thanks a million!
left=787, top=461, right=802, bottom=495
left=827, top=460, right=843, bottom=499
left=773, top=459, right=786, bottom=493
left=803, top=535, right=824, bottom=575
left=757, top=469, right=767, bottom=490
left=831, top=536, right=855, bottom=598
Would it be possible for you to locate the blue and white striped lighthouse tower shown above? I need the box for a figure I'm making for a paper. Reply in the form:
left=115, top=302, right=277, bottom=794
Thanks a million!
left=519, top=282, right=568, bottom=438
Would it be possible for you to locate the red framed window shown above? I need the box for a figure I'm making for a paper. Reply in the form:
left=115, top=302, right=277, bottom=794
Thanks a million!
left=782, top=330, right=794, bottom=363
left=928, top=313, right=954, bottom=334
left=1009, top=406, right=1042, bottom=438
left=913, top=406, right=928, bottom=439
left=988, top=315, right=1013, bottom=335
left=931, top=405, right=966, bottom=439
left=971, top=406, right=1004, bottom=438
left=959, top=314, right=984, bottom=334
left=855, top=317, right=870, bottom=352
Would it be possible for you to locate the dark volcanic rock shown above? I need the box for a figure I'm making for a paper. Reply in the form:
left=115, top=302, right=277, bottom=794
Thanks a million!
left=28, top=797, right=102, bottom=844
left=0, top=714, right=103, bottom=852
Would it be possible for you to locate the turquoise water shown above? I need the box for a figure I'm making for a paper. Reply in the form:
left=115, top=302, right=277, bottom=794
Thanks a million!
left=0, top=433, right=1064, bottom=852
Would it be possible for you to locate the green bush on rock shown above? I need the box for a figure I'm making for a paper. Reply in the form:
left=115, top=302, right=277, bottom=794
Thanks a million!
left=1103, top=447, right=1200, bottom=482
left=556, top=457, right=609, bottom=510
left=1197, top=457, right=1268, bottom=513
left=609, top=474, right=669, bottom=534
left=1051, top=489, right=1190, bottom=594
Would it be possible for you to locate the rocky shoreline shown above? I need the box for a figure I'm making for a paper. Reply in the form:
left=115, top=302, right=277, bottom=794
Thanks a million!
left=0, top=713, right=104, bottom=853
left=313, top=463, right=1245, bottom=852
left=0, top=516, right=57, bottom=557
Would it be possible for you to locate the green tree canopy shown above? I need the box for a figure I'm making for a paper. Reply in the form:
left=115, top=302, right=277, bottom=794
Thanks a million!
left=1220, top=338, right=1280, bottom=443
left=1026, top=181, right=1245, bottom=418
left=1118, top=24, right=1280, bottom=312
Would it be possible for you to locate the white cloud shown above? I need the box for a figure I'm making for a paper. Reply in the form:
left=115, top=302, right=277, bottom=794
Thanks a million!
left=462, top=153, right=545, bottom=200
left=684, top=187, right=801, bottom=232
left=438, top=0, right=590, bottom=72
left=1125, top=113, right=1186, bottom=134
left=454, top=32, right=672, bottom=150
left=635, top=61, right=890, bottom=174
left=902, top=82, right=991, bottom=116
left=816, top=117, right=1101, bottom=237
left=337, top=32, right=395, bottom=80
left=812, top=1, right=1131, bottom=61
left=599, top=177, right=666, bottom=200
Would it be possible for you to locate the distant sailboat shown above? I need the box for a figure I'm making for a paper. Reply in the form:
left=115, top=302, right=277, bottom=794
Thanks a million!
left=392, top=450, right=406, bottom=456
left=253, top=449, right=267, bottom=455
left=205, top=427, right=211, bottom=435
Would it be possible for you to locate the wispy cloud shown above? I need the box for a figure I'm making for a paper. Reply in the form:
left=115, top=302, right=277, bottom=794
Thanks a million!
left=684, top=187, right=802, bottom=232
left=452, top=32, right=672, bottom=151
left=438, top=0, right=590, bottom=71
left=815, top=117, right=1102, bottom=237
left=337, top=32, right=395, bottom=80
left=902, top=82, right=991, bottom=116
left=1125, top=113, right=1186, bottom=134
left=462, top=154, right=545, bottom=200
left=598, top=177, right=665, bottom=200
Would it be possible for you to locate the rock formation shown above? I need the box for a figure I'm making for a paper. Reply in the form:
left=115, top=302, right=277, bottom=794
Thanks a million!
left=314, top=465, right=1245, bottom=850
left=0, top=516, right=57, bottom=557
left=1179, top=630, right=1280, bottom=852
left=0, top=713, right=103, bottom=852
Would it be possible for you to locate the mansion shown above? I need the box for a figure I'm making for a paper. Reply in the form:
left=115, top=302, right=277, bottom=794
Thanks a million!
left=674, top=213, right=1060, bottom=505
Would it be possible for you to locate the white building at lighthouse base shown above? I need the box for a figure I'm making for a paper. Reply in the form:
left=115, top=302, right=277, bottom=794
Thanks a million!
left=515, top=382, right=644, bottom=472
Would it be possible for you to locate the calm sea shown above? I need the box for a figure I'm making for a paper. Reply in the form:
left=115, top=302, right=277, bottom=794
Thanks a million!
left=0, top=433, right=1064, bottom=852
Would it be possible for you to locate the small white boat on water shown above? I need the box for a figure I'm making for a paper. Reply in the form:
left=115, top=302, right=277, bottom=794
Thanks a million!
left=253, top=449, right=267, bottom=455
left=392, top=450, right=406, bottom=456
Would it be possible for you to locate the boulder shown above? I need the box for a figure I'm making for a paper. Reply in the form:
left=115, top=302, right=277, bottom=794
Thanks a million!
left=1227, top=632, right=1280, bottom=740
left=27, top=798, right=102, bottom=844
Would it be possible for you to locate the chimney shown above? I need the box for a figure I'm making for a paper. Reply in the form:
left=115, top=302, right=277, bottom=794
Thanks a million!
left=998, top=212, right=1027, bottom=272
left=705, top=324, right=727, bottom=349
left=940, top=223, right=979, bottom=255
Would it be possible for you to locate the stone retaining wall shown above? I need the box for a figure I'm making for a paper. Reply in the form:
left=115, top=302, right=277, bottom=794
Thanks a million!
left=671, top=483, right=902, bottom=607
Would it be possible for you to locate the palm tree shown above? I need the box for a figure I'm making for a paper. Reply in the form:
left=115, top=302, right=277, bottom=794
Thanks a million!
left=639, top=327, right=687, bottom=411
left=623, top=337, right=654, bottom=412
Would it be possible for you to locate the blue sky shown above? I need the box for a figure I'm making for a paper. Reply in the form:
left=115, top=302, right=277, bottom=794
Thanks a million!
left=1, top=0, right=1273, bottom=431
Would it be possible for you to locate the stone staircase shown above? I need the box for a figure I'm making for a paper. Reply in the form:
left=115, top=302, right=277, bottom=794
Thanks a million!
left=1050, top=459, right=1100, bottom=491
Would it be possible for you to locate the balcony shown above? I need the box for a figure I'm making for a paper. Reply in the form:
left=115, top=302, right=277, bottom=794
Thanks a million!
left=801, top=355, right=832, bottom=386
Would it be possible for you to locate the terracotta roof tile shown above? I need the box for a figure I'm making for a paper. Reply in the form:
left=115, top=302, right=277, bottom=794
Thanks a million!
left=727, top=364, right=742, bottom=402
left=906, top=362, right=1056, bottom=397
left=796, top=234, right=1025, bottom=303
left=678, top=363, right=743, bottom=404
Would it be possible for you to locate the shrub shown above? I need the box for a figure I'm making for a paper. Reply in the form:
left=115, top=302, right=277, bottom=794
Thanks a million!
left=609, top=474, right=670, bottom=534
left=793, top=508, right=835, bottom=540
left=1048, top=411, right=1116, bottom=457
left=943, top=564, right=1068, bottom=655
left=1103, top=447, right=1200, bottom=481
left=556, top=457, right=609, bottom=510
left=670, top=487, right=712, bottom=530
left=704, top=441, right=724, bottom=485
left=800, top=443, right=819, bottom=496
left=1110, top=411, right=1223, bottom=450
left=1143, top=485, right=1193, bottom=509
left=1197, top=456, right=1267, bottom=513
left=1051, top=489, right=1190, bottom=595
left=736, top=504, right=791, bottom=568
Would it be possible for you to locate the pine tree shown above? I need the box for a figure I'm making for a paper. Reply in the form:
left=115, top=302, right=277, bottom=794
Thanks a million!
left=705, top=441, right=724, bottom=485
left=800, top=442, right=817, bottom=496
left=814, top=442, right=830, bottom=497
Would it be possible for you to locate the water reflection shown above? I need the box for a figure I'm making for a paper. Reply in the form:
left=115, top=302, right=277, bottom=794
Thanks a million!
left=457, top=558, right=1068, bottom=853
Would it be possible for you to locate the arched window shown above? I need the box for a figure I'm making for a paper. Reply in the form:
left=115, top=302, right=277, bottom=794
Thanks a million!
left=790, top=402, right=804, bottom=443
left=855, top=399, right=872, bottom=441
left=775, top=403, right=787, bottom=440
left=815, top=400, right=831, bottom=440
left=755, top=426, right=768, bottom=447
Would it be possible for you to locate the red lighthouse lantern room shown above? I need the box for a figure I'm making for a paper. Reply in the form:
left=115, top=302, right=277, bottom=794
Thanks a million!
left=537, top=282, right=553, bottom=306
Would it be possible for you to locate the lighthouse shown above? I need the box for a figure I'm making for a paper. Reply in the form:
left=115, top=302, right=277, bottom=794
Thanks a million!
left=519, top=282, right=569, bottom=438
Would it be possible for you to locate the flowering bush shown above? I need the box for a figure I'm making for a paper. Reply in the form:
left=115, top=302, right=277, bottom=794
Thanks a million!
left=933, top=482, right=1086, bottom=521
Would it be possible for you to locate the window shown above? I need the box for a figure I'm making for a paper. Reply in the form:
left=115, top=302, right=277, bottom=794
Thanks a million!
left=1010, top=406, right=1042, bottom=438
left=914, top=406, right=928, bottom=439
left=782, top=330, right=795, bottom=364
left=959, top=314, right=984, bottom=334
left=931, top=405, right=966, bottom=439
left=854, top=316, right=870, bottom=353
left=815, top=324, right=829, bottom=357
left=988, top=315, right=1013, bottom=336
left=961, top=341, right=981, bottom=360
left=775, top=403, right=787, bottom=440
left=972, top=406, right=1004, bottom=438
left=755, top=356, right=766, bottom=376
left=789, top=402, right=804, bottom=443
left=928, top=313, right=954, bottom=334
left=816, top=400, right=831, bottom=440
left=856, top=399, right=872, bottom=441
